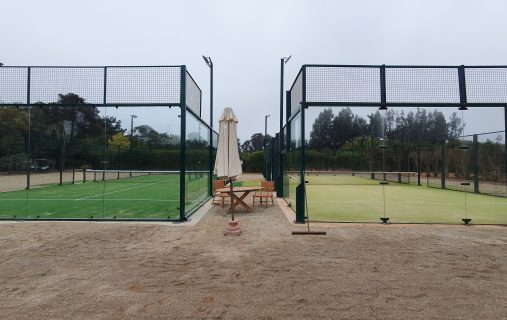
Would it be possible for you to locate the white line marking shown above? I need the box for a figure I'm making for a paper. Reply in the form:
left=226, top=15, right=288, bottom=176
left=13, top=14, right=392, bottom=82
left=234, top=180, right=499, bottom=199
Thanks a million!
left=0, top=199, right=179, bottom=202
left=307, top=200, right=507, bottom=205
left=76, top=178, right=178, bottom=200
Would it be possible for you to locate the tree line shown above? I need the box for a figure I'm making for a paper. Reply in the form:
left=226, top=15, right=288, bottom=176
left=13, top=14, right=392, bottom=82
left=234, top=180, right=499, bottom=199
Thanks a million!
left=298, top=108, right=505, bottom=184
left=308, top=107, right=463, bottom=150
left=0, top=93, right=208, bottom=173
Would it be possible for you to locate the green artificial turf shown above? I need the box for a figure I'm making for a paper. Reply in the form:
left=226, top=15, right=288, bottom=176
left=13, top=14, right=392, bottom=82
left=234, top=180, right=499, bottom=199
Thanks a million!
left=0, top=173, right=209, bottom=220
left=286, top=174, right=507, bottom=224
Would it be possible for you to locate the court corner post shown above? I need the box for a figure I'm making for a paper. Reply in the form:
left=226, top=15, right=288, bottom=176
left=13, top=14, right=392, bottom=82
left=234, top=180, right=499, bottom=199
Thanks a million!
left=505, top=106, right=507, bottom=192
left=179, top=65, right=187, bottom=221
left=295, top=67, right=307, bottom=224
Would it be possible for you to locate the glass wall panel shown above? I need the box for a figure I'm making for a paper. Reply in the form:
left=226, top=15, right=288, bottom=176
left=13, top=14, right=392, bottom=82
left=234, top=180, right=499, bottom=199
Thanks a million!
left=0, top=106, right=30, bottom=218
left=283, top=111, right=301, bottom=210
left=303, top=107, right=382, bottom=223
left=0, top=104, right=183, bottom=220
left=391, top=106, right=507, bottom=224
left=26, top=104, right=104, bottom=219
left=103, top=106, right=181, bottom=219
left=185, top=110, right=210, bottom=215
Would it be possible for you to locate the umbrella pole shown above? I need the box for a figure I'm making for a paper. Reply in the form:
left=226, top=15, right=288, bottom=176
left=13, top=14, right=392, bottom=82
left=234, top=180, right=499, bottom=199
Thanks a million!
left=225, top=178, right=240, bottom=235
left=230, top=178, right=234, bottom=221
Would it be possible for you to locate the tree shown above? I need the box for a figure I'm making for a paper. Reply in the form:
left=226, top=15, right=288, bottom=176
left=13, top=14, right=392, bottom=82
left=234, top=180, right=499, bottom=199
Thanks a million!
left=240, top=133, right=272, bottom=153
left=447, top=112, right=463, bottom=140
left=309, top=108, right=334, bottom=149
left=108, top=133, right=130, bottom=150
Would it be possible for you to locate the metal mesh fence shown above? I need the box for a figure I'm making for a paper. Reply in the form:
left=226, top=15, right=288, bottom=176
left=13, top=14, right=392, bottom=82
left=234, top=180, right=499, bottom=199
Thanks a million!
left=0, top=65, right=183, bottom=106
left=386, top=67, right=460, bottom=103
left=296, top=65, right=507, bottom=106
left=465, top=67, right=507, bottom=103
left=30, top=67, right=104, bottom=104
left=185, top=71, right=201, bottom=116
left=106, top=66, right=180, bottom=105
left=306, top=66, right=380, bottom=103
left=0, top=67, right=28, bottom=104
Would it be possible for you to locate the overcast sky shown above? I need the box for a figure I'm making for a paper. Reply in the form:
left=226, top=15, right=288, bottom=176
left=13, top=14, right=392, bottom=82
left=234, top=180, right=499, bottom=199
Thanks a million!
left=1, top=0, right=506, bottom=142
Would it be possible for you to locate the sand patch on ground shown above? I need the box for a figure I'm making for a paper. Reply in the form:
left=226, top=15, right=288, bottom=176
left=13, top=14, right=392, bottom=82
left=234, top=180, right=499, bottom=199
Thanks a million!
left=0, top=195, right=506, bottom=319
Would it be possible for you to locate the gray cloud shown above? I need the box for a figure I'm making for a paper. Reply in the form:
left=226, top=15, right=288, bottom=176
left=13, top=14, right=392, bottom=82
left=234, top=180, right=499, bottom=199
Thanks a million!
left=1, top=0, right=506, bottom=141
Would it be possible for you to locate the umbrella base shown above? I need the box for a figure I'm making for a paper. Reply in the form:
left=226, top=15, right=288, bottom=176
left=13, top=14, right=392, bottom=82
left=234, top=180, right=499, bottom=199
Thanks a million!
left=224, top=220, right=241, bottom=236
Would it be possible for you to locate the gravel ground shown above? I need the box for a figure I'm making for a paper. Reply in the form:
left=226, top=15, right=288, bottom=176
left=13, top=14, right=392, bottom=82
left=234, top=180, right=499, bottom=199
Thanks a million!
left=0, top=191, right=506, bottom=319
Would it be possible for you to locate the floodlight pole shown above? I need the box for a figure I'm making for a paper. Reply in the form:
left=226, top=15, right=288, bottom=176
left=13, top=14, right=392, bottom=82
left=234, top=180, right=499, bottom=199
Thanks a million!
left=264, top=115, right=270, bottom=150
left=130, top=114, right=137, bottom=151
left=203, top=56, right=213, bottom=196
left=130, top=114, right=137, bottom=177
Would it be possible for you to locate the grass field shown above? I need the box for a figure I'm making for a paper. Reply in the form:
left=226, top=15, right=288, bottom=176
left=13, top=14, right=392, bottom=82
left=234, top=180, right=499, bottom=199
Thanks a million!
left=286, top=173, right=507, bottom=224
left=0, top=172, right=209, bottom=220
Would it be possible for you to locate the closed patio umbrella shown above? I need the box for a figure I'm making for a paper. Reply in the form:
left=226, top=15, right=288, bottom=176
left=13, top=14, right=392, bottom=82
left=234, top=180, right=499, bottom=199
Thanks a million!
left=214, top=108, right=242, bottom=230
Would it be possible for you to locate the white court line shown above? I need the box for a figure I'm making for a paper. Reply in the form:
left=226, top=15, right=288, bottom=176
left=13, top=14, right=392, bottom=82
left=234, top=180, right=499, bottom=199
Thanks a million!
left=76, top=178, right=178, bottom=200
left=0, top=198, right=178, bottom=201
left=307, top=200, right=507, bottom=205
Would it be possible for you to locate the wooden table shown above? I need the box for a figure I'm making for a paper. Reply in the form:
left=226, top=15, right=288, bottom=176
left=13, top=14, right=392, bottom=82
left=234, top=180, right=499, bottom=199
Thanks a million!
left=216, top=186, right=263, bottom=213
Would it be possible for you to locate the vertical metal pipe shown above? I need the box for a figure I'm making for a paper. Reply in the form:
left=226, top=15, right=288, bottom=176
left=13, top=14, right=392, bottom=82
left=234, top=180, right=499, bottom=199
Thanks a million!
left=301, top=66, right=306, bottom=187
left=295, top=66, right=306, bottom=224
left=458, top=65, right=467, bottom=109
left=264, top=115, right=268, bottom=150
left=280, top=59, right=284, bottom=151
left=380, top=65, right=387, bottom=109
left=416, top=148, right=421, bottom=186
left=397, top=144, right=402, bottom=183
left=179, top=66, right=187, bottom=221
left=473, top=134, right=479, bottom=193
left=209, top=62, right=213, bottom=197
left=103, top=67, right=107, bottom=105
left=441, top=143, right=446, bottom=189
left=505, top=107, right=507, bottom=192
left=277, top=59, right=286, bottom=196
left=26, top=67, right=31, bottom=191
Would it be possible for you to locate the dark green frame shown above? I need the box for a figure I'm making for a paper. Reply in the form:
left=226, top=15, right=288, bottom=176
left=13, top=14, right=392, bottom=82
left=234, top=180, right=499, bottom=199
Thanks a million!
left=0, top=65, right=216, bottom=222
left=276, top=64, right=507, bottom=223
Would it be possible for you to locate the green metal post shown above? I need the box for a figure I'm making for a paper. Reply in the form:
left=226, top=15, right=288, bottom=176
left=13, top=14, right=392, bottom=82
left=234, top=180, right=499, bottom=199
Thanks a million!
left=26, top=67, right=31, bottom=191
left=397, top=143, right=402, bottom=183
left=295, top=67, right=306, bottom=224
left=179, top=66, right=187, bottom=221
left=273, top=134, right=278, bottom=183
left=103, top=67, right=107, bottom=104
left=440, top=143, right=446, bottom=189
left=473, top=134, right=479, bottom=193
left=458, top=65, right=468, bottom=110
left=416, top=148, right=421, bottom=186
left=380, top=64, right=387, bottom=110
left=208, top=61, right=213, bottom=197
left=505, top=107, right=507, bottom=192
left=278, top=58, right=284, bottom=187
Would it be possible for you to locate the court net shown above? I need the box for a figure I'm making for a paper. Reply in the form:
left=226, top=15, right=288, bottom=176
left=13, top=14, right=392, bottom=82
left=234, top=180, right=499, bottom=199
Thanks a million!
left=286, top=171, right=419, bottom=185
left=83, top=169, right=209, bottom=184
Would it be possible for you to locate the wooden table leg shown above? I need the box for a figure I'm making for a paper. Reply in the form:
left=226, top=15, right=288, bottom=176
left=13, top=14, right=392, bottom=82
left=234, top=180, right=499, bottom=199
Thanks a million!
left=228, top=191, right=253, bottom=213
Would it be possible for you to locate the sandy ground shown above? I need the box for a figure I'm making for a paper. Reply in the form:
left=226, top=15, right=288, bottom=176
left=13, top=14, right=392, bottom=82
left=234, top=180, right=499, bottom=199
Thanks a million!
left=0, top=192, right=506, bottom=319
left=0, top=171, right=82, bottom=192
